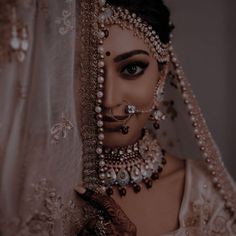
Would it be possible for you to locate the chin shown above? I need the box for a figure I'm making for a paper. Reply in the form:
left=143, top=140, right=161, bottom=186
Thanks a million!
left=103, top=128, right=142, bottom=148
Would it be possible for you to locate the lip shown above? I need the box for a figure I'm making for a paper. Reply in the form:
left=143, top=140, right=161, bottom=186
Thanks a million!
left=103, top=115, right=129, bottom=122
left=104, top=126, right=122, bottom=132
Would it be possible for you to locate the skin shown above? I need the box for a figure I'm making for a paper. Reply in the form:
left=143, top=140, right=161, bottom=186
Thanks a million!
left=76, top=25, right=185, bottom=236
left=102, top=25, right=167, bottom=148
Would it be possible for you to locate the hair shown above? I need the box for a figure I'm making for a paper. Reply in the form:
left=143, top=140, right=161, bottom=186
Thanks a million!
left=106, top=0, right=174, bottom=44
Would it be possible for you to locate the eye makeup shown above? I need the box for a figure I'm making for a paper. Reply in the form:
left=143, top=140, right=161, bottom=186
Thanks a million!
left=119, top=61, right=149, bottom=79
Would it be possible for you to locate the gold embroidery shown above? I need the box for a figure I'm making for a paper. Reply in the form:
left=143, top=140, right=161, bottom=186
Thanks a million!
left=50, top=113, right=73, bottom=143
left=0, top=179, right=87, bottom=236
left=55, top=0, right=74, bottom=35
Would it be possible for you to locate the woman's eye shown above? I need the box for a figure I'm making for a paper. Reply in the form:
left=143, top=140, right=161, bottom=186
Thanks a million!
left=121, top=62, right=149, bottom=78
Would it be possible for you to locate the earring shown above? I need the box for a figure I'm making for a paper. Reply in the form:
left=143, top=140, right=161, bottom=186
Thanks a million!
left=151, top=107, right=166, bottom=129
left=151, top=79, right=166, bottom=129
left=10, top=7, right=29, bottom=62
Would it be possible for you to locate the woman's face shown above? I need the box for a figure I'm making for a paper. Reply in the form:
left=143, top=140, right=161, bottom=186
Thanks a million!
left=103, top=25, right=165, bottom=148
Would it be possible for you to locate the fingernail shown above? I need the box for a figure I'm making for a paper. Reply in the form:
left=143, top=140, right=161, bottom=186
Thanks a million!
left=74, top=186, right=86, bottom=195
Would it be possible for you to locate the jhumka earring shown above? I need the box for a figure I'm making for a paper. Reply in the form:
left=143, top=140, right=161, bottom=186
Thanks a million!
left=150, top=79, right=166, bottom=129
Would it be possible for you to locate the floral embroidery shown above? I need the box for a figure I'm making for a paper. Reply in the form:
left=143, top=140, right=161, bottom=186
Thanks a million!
left=50, top=113, right=73, bottom=143
left=184, top=198, right=211, bottom=228
left=0, top=179, right=87, bottom=236
left=212, top=216, right=227, bottom=234
left=55, top=0, right=74, bottom=35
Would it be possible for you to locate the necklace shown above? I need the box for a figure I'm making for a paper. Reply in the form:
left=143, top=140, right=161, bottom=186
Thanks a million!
left=98, top=129, right=166, bottom=197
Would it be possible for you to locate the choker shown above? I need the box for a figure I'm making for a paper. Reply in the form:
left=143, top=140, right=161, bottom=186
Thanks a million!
left=98, top=130, right=166, bottom=197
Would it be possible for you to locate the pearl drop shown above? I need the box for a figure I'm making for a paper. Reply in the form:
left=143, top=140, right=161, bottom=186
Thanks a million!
left=97, top=91, right=103, bottom=98
left=220, top=189, right=225, bottom=196
left=10, top=37, right=20, bottom=50
left=203, top=152, right=208, bottom=159
left=21, top=40, right=29, bottom=51
left=99, top=173, right=105, bottom=179
left=184, top=99, right=189, bottom=104
left=99, top=160, right=105, bottom=167
left=95, top=106, right=102, bottom=113
left=176, top=69, right=181, bottom=75
left=98, top=14, right=105, bottom=23
left=98, top=133, right=105, bottom=140
left=97, top=120, right=103, bottom=127
left=98, top=31, right=105, bottom=39
left=98, top=60, right=105, bottom=68
left=198, top=140, right=203, bottom=146
left=98, top=46, right=104, bottom=54
left=97, top=114, right=103, bottom=119
left=99, top=0, right=106, bottom=7
left=98, top=76, right=104, bottom=83
left=213, top=177, right=219, bottom=183
left=96, top=147, right=103, bottom=155
left=208, top=164, right=214, bottom=170
left=194, top=128, right=199, bottom=134
left=172, top=57, right=177, bottom=63
left=187, top=104, right=193, bottom=110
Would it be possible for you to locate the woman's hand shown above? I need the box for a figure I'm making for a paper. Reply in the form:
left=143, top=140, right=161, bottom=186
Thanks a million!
left=75, top=186, right=137, bottom=236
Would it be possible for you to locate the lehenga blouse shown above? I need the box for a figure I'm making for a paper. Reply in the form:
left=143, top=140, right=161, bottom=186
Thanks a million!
left=163, top=159, right=236, bottom=236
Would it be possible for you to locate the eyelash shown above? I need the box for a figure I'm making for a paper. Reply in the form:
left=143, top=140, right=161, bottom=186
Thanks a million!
left=120, top=61, right=149, bottom=79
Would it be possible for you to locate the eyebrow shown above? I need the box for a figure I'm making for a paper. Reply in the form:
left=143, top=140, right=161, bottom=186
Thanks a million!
left=113, top=50, right=149, bottom=63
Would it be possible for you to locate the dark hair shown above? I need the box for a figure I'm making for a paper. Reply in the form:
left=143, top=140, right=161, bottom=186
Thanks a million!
left=106, top=0, right=174, bottom=44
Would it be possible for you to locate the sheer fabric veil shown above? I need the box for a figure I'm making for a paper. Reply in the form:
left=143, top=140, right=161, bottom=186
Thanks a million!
left=0, top=0, right=235, bottom=235
left=0, top=0, right=98, bottom=235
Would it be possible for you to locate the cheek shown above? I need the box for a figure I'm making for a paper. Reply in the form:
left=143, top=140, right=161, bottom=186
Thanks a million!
left=125, top=77, right=157, bottom=107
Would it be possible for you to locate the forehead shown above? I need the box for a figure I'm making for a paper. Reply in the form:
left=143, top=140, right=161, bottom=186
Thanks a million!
left=103, top=25, right=151, bottom=55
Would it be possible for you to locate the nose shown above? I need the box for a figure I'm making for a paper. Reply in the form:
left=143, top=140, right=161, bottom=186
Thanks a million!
left=103, top=71, right=122, bottom=109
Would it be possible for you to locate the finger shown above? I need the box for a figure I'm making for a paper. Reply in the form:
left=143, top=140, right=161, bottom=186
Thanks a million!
left=79, top=217, right=118, bottom=236
left=75, top=186, right=133, bottom=230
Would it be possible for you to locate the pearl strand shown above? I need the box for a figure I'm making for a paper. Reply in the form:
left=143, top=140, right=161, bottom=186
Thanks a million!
left=169, top=46, right=235, bottom=215
left=96, top=0, right=107, bottom=187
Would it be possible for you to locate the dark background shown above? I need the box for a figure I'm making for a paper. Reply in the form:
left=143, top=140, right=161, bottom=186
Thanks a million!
left=165, top=0, right=236, bottom=179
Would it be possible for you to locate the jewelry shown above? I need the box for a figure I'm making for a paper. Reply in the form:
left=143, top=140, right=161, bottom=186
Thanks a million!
left=108, top=108, right=132, bottom=135
left=10, top=6, right=29, bottom=62
left=94, top=215, right=107, bottom=236
left=98, top=129, right=166, bottom=197
left=101, top=4, right=170, bottom=63
left=95, top=0, right=170, bottom=182
left=151, top=108, right=166, bottom=130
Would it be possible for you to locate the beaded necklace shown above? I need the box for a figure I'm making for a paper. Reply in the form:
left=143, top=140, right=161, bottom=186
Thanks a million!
left=98, top=129, right=166, bottom=197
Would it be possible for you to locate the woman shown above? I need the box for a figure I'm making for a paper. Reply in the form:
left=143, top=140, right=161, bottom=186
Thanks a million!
left=75, top=0, right=236, bottom=235
left=0, top=0, right=235, bottom=235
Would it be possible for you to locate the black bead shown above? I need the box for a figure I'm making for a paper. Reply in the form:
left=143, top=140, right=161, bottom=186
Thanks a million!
left=153, top=122, right=160, bottom=130
left=104, top=29, right=109, bottom=38
left=133, top=184, right=141, bottom=193
left=162, top=157, right=167, bottom=165
left=118, top=187, right=126, bottom=197
left=120, top=126, right=129, bottom=135
left=151, top=172, right=159, bottom=180
left=158, top=166, right=163, bottom=173
left=106, top=187, right=113, bottom=196
left=144, top=179, right=152, bottom=189
left=161, top=149, right=166, bottom=155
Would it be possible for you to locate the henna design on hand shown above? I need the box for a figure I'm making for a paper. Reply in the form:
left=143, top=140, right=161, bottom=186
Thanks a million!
left=75, top=187, right=137, bottom=236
